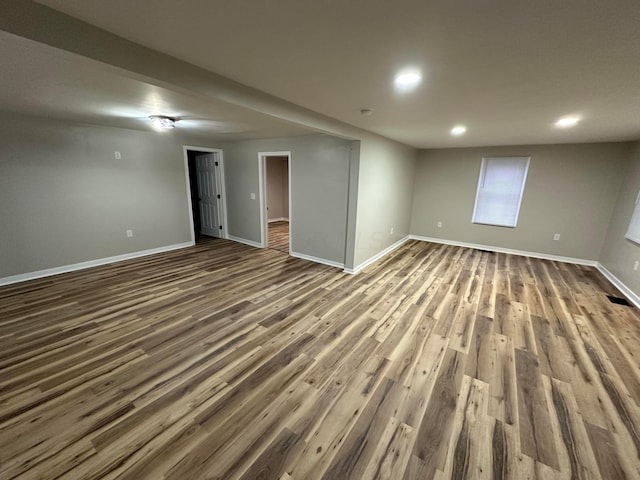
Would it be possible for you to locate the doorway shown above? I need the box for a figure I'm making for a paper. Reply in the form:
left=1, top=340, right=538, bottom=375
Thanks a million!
left=259, top=151, right=291, bottom=254
left=184, top=147, right=228, bottom=243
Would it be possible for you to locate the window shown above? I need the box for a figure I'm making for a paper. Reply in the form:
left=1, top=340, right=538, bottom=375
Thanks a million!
left=472, top=156, right=530, bottom=228
left=625, top=190, right=640, bottom=244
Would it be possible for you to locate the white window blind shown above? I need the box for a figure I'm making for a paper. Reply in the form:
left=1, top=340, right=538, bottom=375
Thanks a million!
left=625, top=190, right=640, bottom=244
left=472, top=156, right=530, bottom=228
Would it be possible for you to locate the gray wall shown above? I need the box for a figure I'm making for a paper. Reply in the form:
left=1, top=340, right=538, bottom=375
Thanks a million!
left=600, top=141, right=640, bottom=293
left=0, top=113, right=206, bottom=279
left=266, top=156, right=289, bottom=220
left=410, top=143, right=631, bottom=260
left=352, top=137, right=417, bottom=268
left=223, top=134, right=351, bottom=265
left=7, top=109, right=636, bottom=295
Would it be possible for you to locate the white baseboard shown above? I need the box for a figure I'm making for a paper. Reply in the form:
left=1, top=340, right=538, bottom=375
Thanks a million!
left=0, top=241, right=194, bottom=286
left=409, top=235, right=597, bottom=266
left=290, top=251, right=344, bottom=269
left=344, top=236, right=410, bottom=274
left=596, top=263, right=640, bottom=309
left=408, top=235, right=640, bottom=306
left=268, top=217, right=289, bottom=223
left=227, top=235, right=263, bottom=249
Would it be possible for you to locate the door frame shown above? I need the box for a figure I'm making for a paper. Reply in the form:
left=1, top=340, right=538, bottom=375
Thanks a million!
left=183, top=145, right=228, bottom=243
left=258, top=151, right=292, bottom=252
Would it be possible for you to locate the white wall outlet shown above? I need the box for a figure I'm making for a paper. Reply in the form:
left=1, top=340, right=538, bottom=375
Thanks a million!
left=437, top=221, right=443, bottom=228
left=114, top=151, right=121, bottom=159
left=634, top=261, right=639, bottom=271
left=390, top=227, right=394, bottom=235
left=250, top=193, right=256, bottom=200
left=553, top=233, right=560, bottom=241
left=126, top=229, right=133, bottom=237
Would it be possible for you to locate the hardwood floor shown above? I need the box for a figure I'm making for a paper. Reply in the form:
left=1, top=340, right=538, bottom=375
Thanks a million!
left=268, top=221, right=289, bottom=253
left=1, top=239, right=640, bottom=479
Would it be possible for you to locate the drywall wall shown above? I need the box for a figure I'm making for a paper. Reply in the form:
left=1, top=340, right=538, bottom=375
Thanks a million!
left=410, top=143, right=631, bottom=260
left=266, top=156, right=288, bottom=220
left=0, top=112, right=209, bottom=279
left=0, top=2, right=424, bottom=272
left=223, top=134, right=351, bottom=265
left=600, top=141, right=640, bottom=295
left=352, top=137, right=417, bottom=268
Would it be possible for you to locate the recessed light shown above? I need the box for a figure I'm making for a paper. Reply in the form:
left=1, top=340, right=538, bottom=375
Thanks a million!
left=360, top=108, right=374, bottom=116
left=149, top=115, right=176, bottom=130
left=555, top=116, right=580, bottom=128
left=451, top=125, right=467, bottom=136
left=394, top=70, right=422, bottom=90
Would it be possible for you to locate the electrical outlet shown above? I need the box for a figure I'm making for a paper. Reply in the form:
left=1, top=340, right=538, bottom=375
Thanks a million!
left=634, top=261, right=639, bottom=271
left=390, top=227, right=394, bottom=235
left=250, top=193, right=256, bottom=200
left=114, top=151, right=121, bottom=159
left=553, top=233, right=560, bottom=241
left=437, top=221, right=443, bottom=228
left=126, top=229, right=133, bottom=237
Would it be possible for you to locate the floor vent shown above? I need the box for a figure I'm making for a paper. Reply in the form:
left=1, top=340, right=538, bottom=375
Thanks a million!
left=607, top=295, right=633, bottom=307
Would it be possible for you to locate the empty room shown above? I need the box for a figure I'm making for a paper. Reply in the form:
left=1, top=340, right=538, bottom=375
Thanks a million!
left=1, top=1, right=640, bottom=479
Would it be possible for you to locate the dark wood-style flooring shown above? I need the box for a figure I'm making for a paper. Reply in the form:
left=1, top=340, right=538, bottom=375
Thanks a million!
left=1, top=238, right=640, bottom=479
left=268, top=221, right=289, bottom=254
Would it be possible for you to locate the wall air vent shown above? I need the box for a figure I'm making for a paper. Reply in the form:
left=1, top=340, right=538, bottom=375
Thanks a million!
left=606, top=295, right=633, bottom=307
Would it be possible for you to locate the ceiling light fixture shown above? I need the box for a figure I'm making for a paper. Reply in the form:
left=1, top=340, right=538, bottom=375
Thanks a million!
left=451, top=125, right=467, bottom=136
left=394, top=70, right=422, bottom=91
left=149, top=115, right=177, bottom=130
left=360, top=108, right=374, bottom=116
left=555, top=116, right=580, bottom=128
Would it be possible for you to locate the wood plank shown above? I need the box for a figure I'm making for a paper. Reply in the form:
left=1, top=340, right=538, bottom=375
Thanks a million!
left=0, top=238, right=639, bottom=479
left=238, top=428, right=304, bottom=480
left=403, top=348, right=467, bottom=479
left=585, top=422, right=638, bottom=480
left=360, top=417, right=415, bottom=480
left=485, top=334, right=518, bottom=426
left=544, top=377, right=601, bottom=479
left=439, top=376, right=492, bottom=480
left=268, top=221, right=290, bottom=254
left=515, top=348, right=560, bottom=469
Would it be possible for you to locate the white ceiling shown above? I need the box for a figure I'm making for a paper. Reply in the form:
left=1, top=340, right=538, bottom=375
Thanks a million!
left=33, top=0, right=640, bottom=148
left=0, top=30, right=313, bottom=141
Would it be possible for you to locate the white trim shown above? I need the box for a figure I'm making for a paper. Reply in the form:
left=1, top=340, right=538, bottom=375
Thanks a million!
left=258, top=151, right=292, bottom=250
left=344, top=236, right=410, bottom=274
left=268, top=217, right=290, bottom=223
left=258, top=154, right=266, bottom=247
left=217, top=151, right=229, bottom=240
left=182, top=148, right=196, bottom=245
left=0, top=242, right=193, bottom=286
left=227, top=235, right=262, bottom=249
left=596, top=263, right=640, bottom=309
left=183, top=146, right=228, bottom=240
left=287, top=154, right=292, bottom=256
left=409, top=234, right=597, bottom=266
left=290, top=251, right=344, bottom=269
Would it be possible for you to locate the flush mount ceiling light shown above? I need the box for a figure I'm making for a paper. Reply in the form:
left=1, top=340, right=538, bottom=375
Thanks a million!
left=394, top=69, right=422, bottom=91
left=149, top=115, right=177, bottom=130
left=555, top=116, right=581, bottom=128
left=450, top=125, right=467, bottom=136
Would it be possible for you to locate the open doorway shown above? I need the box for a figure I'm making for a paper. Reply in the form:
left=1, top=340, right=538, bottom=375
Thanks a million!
left=184, top=146, right=228, bottom=243
left=259, top=151, right=291, bottom=254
